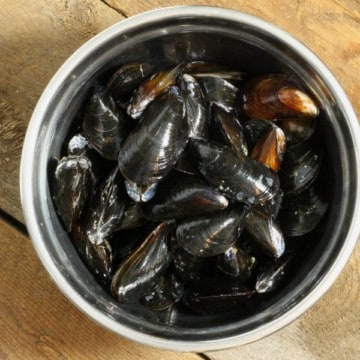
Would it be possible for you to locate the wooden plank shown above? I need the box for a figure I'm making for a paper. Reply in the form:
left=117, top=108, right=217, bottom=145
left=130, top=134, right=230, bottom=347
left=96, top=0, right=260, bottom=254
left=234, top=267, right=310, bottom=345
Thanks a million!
left=0, top=0, right=124, bottom=223
left=207, top=243, right=360, bottom=360
left=0, top=216, right=201, bottom=360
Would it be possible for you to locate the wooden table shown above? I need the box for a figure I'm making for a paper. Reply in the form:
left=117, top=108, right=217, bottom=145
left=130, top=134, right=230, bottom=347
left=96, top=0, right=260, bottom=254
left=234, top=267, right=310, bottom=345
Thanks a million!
left=1, top=1, right=359, bottom=359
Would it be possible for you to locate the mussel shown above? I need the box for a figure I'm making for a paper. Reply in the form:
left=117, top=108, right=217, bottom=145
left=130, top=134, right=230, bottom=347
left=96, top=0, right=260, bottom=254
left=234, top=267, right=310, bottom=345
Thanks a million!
left=244, top=119, right=275, bottom=151
left=141, top=181, right=228, bottom=221
left=179, top=73, right=208, bottom=139
left=119, top=86, right=188, bottom=202
left=242, top=75, right=319, bottom=119
left=127, top=63, right=183, bottom=119
left=52, top=155, right=94, bottom=232
left=85, top=168, right=126, bottom=245
left=184, top=61, right=245, bottom=80
left=278, top=117, right=316, bottom=144
left=279, top=186, right=328, bottom=237
left=176, top=207, right=248, bottom=257
left=245, top=208, right=285, bottom=258
left=111, top=223, right=171, bottom=303
left=83, top=87, right=127, bottom=160
left=67, top=134, right=89, bottom=156
left=211, top=104, right=248, bottom=156
left=189, top=138, right=280, bottom=205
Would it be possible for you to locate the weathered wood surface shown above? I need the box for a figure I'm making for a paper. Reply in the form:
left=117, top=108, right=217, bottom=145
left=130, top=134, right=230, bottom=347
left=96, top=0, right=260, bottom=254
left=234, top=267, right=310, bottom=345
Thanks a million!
left=0, top=217, right=201, bottom=360
left=0, top=0, right=359, bottom=359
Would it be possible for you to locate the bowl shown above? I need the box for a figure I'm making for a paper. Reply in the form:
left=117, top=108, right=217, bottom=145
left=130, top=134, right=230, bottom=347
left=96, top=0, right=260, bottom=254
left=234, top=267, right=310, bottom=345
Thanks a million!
left=20, top=6, right=360, bottom=352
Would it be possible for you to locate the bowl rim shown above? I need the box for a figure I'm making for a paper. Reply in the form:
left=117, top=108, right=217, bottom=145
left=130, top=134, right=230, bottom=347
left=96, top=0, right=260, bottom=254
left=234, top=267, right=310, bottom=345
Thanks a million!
left=20, top=5, right=360, bottom=352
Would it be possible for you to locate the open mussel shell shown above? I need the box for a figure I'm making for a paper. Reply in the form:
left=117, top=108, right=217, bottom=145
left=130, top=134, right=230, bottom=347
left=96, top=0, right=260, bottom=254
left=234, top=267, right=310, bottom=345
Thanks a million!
left=52, top=155, right=94, bottom=232
left=141, top=181, right=228, bottom=221
left=106, top=63, right=153, bottom=107
left=280, top=141, right=322, bottom=195
left=184, top=61, right=245, bottom=81
left=200, top=76, right=239, bottom=112
left=85, top=168, right=126, bottom=245
left=179, top=73, right=208, bottom=139
left=141, top=274, right=184, bottom=311
left=256, top=256, right=292, bottom=293
left=83, top=87, right=127, bottom=161
left=251, top=126, right=286, bottom=173
left=189, top=138, right=280, bottom=205
left=176, top=207, right=248, bottom=257
left=278, top=117, right=316, bottom=144
left=211, top=104, right=248, bottom=156
left=241, top=74, right=319, bottom=119
left=279, top=186, right=328, bottom=237
left=216, top=245, right=256, bottom=281
left=127, top=63, right=184, bottom=119
left=173, top=247, right=216, bottom=282
left=245, top=208, right=285, bottom=258
left=111, top=223, right=171, bottom=303
left=119, top=86, right=188, bottom=196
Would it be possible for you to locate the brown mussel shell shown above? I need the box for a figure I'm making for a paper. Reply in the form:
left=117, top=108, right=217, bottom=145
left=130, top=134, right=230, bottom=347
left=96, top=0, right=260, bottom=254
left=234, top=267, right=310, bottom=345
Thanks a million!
left=245, top=208, right=285, bottom=258
left=83, top=87, right=127, bottom=160
left=141, top=181, right=228, bottom=221
left=119, top=86, right=188, bottom=193
left=52, top=155, right=94, bottom=232
left=242, top=75, right=319, bottom=119
left=179, top=73, right=208, bottom=139
left=176, top=207, right=248, bottom=257
left=244, top=119, right=275, bottom=151
left=211, top=104, right=248, bottom=156
left=111, top=223, right=171, bottom=303
left=251, top=126, right=286, bottom=173
left=189, top=139, right=280, bottom=205
left=127, top=63, right=184, bottom=119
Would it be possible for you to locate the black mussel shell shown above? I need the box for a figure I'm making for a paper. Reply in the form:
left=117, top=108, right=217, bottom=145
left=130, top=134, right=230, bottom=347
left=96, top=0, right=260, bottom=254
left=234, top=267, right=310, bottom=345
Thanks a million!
left=111, top=223, right=171, bottom=303
left=244, top=118, right=275, bottom=151
left=179, top=73, right=208, bottom=139
left=200, top=77, right=239, bottom=112
left=119, top=86, right=188, bottom=195
left=211, top=104, right=248, bottom=156
left=127, top=63, right=184, bottom=119
left=141, top=181, right=228, bottom=222
left=256, top=257, right=292, bottom=293
left=85, top=168, right=126, bottom=245
left=278, top=117, right=316, bottom=144
left=216, top=245, right=256, bottom=281
left=189, top=139, right=280, bottom=205
left=117, top=201, right=147, bottom=231
left=83, top=87, right=127, bottom=161
left=52, top=155, right=94, bottom=232
left=242, top=74, right=319, bottom=119
left=141, top=274, right=184, bottom=311
left=260, top=190, right=284, bottom=218
left=280, top=141, right=322, bottom=195
left=106, top=63, right=154, bottom=107
left=176, top=207, right=248, bottom=257
left=173, top=148, right=200, bottom=175
left=279, top=186, right=328, bottom=237
left=173, top=247, right=216, bottom=282
left=245, top=208, right=285, bottom=258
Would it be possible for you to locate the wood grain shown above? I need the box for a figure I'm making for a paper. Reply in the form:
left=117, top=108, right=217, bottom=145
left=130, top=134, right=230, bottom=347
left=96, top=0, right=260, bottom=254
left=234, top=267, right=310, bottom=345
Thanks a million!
left=0, top=0, right=124, bottom=223
left=0, top=216, right=200, bottom=360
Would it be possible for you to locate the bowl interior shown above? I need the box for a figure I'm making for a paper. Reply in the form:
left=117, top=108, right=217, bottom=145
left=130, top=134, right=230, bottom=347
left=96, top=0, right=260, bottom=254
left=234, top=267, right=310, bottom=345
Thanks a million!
left=31, top=12, right=356, bottom=342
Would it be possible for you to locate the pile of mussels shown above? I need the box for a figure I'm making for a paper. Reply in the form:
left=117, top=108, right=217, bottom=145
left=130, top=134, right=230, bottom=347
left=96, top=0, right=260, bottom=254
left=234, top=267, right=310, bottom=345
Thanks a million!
left=52, top=62, right=329, bottom=320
